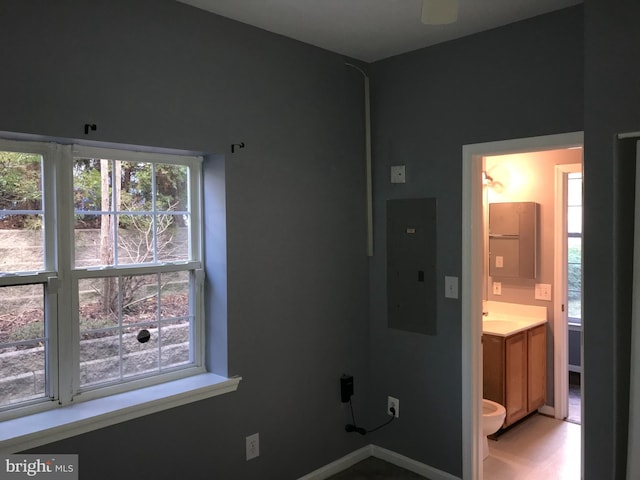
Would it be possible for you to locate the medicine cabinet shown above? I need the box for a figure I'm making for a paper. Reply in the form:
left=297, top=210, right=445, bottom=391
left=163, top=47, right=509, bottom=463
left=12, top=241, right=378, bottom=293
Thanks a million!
left=488, top=202, right=539, bottom=279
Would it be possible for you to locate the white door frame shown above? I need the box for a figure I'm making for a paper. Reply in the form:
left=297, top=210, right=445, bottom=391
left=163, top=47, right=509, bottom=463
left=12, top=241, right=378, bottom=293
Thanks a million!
left=553, top=162, right=583, bottom=422
left=461, top=132, right=584, bottom=480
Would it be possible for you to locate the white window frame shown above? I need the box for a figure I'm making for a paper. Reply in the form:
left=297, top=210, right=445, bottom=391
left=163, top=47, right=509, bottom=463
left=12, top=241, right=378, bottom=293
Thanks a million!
left=566, top=171, right=582, bottom=326
left=0, top=140, right=59, bottom=413
left=0, top=138, right=240, bottom=453
left=68, top=145, right=206, bottom=402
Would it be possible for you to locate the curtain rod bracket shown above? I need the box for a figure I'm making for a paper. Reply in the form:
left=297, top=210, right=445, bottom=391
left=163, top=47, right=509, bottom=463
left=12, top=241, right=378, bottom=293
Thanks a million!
left=231, top=142, right=245, bottom=153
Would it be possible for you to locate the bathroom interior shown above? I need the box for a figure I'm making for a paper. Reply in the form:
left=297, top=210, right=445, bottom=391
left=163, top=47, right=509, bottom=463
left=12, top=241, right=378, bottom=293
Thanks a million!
left=480, top=147, right=583, bottom=475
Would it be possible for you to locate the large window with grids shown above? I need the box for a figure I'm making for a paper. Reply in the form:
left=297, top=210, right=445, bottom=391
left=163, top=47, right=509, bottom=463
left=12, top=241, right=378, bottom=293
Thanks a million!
left=0, top=140, right=204, bottom=417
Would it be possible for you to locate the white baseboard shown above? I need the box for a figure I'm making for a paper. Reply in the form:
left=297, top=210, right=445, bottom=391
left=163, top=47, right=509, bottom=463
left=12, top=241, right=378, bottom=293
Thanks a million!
left=297, top=444, right=461, bottom=480
left=297, top=445, right=372, bottom=480
left=539, top=405, right=555, bottom=417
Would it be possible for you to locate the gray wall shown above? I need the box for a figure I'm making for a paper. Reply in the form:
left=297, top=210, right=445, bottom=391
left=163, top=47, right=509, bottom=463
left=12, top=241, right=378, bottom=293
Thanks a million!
left=583, top=0, right=640, bottom=477
left=368, top=7, right=583, bottom=476
left=2, top=0, right=638, bottom=479
left=1, top=1, right=370, bottom=478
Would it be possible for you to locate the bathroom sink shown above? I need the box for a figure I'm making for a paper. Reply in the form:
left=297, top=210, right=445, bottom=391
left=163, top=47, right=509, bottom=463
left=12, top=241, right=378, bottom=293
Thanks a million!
left=482, top=301, right=547, bottom=336
left=482, top=318, right=546, bottom=336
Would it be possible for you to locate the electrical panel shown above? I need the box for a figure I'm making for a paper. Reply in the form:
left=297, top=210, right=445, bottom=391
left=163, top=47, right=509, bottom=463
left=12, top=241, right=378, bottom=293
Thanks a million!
left=386, top=198, right=437, bottom=335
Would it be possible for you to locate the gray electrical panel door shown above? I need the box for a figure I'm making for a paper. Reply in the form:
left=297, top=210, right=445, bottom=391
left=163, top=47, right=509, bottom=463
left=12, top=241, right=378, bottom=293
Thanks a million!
left=387, top=198, right=437, bottom=335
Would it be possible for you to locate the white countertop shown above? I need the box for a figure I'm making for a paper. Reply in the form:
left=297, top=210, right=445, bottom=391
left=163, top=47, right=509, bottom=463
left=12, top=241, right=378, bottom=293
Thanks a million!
left=482, top=301, right=547, bottom=337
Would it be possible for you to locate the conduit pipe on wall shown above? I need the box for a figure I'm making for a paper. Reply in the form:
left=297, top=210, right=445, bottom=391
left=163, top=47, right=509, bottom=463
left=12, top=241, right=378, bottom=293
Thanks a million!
left=345, top=62, right=373, bottom=257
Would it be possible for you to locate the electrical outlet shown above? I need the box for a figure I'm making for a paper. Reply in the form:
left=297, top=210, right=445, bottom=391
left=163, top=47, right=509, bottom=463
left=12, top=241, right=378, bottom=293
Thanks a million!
left=390, top=165, right=406, bottom=183
left=444, top=276, right=459, bottom=299
left=246, top=433, right=259, bottom=461
left=387, top=396, right=399, bottom=418
left=535, top=283, right=552, bottom=301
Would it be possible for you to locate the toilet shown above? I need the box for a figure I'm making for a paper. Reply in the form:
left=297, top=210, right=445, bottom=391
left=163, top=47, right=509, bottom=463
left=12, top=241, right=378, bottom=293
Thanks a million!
left=482, top=399, right=506, bottom=459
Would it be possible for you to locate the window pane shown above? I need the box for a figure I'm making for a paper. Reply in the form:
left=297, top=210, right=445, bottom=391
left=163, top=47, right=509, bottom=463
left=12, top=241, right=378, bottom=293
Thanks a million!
left=119, top=160, right=151, bottom=212
left=160, top=271, right=191, bottom=369
left=567, top=233, right=582, bottom=324
left=1, top=151, right=44, bottom=273
left=568, top=206, right=582, bottom=234
left=0, top=284, right=47, bottom=406
left=0, top=151, right=42, bottom=210
left=156, top=164, right=188, bottom=211
left=568, top=263, right=582, bottom=290
left=160, top=271, right=190, bottom=319
left=80, top=330, right=121, bottom=387
left=568, top=237, right=581, bottom=263
left=74, top=158, right=192, bottom=267
left=0, top=214, right=44, bottom=272
left=78, top=271, right=194, bottom=389
left=117, top=214, right=156, bottom=265
left=568, top=289, right=581, bottom=322
left=567, top=175, right=582, bottom=206
left=157, top=214, right=189, bottom=262
left=75, top=214, right=115, bottom=268
left=122, top=274, right=159, bottom=323
left=79, top=274, right=163, bottom=388
left=121, top=274, right=160, bottom=378
left=123, top=321, right=159, bottom=379
left=78, top=278, right=119, bottom=332
left=161, top=319, right=191, bottom=368
left=74, top=158, right=111, bottom=212
left=79, top=277, right=121, bottom=387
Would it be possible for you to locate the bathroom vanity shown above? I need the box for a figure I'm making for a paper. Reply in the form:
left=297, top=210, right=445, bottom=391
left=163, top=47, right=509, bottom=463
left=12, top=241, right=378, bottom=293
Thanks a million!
left=482, top=302, right=547, bottom=428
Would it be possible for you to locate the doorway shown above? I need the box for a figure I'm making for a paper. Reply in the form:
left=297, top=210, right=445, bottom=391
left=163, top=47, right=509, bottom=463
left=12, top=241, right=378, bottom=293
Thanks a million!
left=461, top=132, right=584, bottom=480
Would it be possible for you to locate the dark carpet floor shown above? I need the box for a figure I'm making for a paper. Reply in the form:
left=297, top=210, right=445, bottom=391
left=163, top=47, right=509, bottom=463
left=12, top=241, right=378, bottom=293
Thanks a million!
left=326, top=457, right=428, bottom=480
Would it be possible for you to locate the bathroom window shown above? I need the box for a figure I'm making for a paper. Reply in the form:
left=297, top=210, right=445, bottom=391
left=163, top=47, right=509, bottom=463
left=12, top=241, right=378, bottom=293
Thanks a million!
left=0, top=139, right=204, bottom=417
left=567, top=172, right=582, bottom=325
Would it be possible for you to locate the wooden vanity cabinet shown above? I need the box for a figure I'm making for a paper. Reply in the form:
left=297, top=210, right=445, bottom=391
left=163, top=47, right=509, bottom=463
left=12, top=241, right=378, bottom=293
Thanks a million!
left=483, top=324, right=546, bottom=428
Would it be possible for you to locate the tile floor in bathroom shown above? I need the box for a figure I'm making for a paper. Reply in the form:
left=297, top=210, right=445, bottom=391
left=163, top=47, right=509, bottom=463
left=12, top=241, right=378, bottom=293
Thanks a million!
left=484, top=414, right=581, bottom=479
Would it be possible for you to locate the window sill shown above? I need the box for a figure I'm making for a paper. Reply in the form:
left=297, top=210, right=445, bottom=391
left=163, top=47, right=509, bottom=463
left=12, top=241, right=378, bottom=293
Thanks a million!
left=0, top=373, right=241, bottom=454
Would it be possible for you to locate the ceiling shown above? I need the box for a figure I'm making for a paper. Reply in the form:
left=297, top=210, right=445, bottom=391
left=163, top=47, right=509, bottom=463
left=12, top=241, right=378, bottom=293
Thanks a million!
left=176, top=0, right=582, bottom=62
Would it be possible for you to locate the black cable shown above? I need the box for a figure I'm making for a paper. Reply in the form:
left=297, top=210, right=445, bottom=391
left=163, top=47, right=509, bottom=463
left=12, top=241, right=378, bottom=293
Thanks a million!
left=366, top=409, right=396, bottom=433
left=344, top=398, right=396, bottom=435
left=345, top=398, right=366, bottom=435
left=349, top=397, right=357, bottom=424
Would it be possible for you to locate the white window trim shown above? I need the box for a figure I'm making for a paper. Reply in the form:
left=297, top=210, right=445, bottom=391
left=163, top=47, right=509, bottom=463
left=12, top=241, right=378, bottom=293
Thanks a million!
left=0, top=373, right=241, bottom=454
left=0, top=138, right=238, bottom=452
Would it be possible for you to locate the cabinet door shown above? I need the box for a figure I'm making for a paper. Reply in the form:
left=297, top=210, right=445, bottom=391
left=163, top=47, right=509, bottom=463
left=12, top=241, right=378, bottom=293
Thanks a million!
left=483, top=334, right=505, bottom=405
left=504, top=331, right=527, bottom=426
left=527, top=325, right=547, bottom=411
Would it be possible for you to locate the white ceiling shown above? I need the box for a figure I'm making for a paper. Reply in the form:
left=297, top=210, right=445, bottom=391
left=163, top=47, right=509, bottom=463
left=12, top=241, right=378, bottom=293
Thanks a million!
left=176, top=0, right=582, bottom=62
